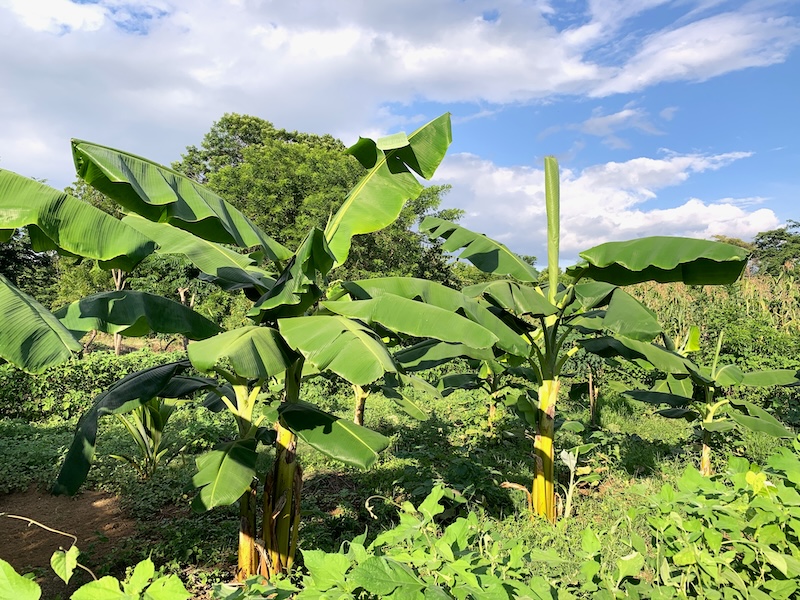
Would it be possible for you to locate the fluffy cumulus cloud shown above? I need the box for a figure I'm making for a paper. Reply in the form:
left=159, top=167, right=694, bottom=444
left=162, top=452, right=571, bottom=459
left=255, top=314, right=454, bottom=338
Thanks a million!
left=0, top=0, right=798, bottom=184
left=433, top=151, right=780, bottom=264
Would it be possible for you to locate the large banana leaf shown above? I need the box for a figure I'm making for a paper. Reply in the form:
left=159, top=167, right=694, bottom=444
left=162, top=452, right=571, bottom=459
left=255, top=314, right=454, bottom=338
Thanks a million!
left=325, top=114, right=451, bottom=267
left=278, top=316, right=397, bottom=386
left=188, top=326, right=296, bottom=380
left=122, top=215, right=274, bottom=293
left=341, top=278, right=528, bottom=357
left=0, top=169, right=154, bottom=270
left=463, top=280, right=557, bottom=317
left=420, top=217, right=538, bottom=282
left=323, top=294, right=498, bottom=349
left=741, top=370, right=800, bottom=387
left=729, top=400, right=794, bottom=438
left=279, top=402, right=389, bottom=469
left=249, top=228, right=334, bottom=321
left=579, top=336, right=694, bottom=374
left=54, top=361, right=218, bottom=495
left=393, top=340, right=494, bottom=372
left=191, top=439, right=258, bottom=512
left=0, top=274, right=82, bottom=373
left=71, top=140, right=291, bottom=262
left=623, top=390, right=693, bottom=408
left=599, top=289, right=661, bottom=342
left=55, top=290, right=220, bottom=340
left=567, top=237, right=749, bottom=285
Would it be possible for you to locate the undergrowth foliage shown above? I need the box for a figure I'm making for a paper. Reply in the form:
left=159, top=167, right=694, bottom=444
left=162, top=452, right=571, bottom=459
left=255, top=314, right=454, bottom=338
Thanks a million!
left=0, top=349, right=187, bottom=420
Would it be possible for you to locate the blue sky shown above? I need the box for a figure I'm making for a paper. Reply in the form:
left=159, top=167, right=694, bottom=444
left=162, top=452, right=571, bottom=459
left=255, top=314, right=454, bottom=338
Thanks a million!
left=1, top=0, right=798, bottom=266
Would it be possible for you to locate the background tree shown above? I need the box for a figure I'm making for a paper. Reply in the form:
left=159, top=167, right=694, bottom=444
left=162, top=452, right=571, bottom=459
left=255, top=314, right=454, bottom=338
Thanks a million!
left=752, top=221, right=800, bottom=276
left=0, top=229, right=58, bottom=306
left=174, top=113, right=462, bottom=283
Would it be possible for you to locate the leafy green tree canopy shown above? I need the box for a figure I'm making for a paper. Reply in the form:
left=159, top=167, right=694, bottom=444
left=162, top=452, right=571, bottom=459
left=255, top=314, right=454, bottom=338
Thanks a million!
left=752, top=220, right=800, bottom=276
left=173, top=113, right=462, bottom=283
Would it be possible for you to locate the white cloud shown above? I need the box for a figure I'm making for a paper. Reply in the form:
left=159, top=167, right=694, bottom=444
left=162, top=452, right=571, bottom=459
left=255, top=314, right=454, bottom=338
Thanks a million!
left=593, top=10, right=800, bottom=96
left=433, top=151, right=779, bottom=265
left=0, top=0, right=796, bottom=202
left=0, top=0, right=106, bottom=33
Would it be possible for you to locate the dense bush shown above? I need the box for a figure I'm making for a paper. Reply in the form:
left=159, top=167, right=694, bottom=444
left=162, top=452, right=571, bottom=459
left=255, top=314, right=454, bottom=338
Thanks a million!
left=0, top=349, right=187, bottom=420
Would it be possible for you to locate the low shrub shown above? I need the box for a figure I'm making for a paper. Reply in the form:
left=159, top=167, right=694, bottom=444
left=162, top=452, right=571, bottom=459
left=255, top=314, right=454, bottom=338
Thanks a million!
left=0, top=349, right=187, bottom=420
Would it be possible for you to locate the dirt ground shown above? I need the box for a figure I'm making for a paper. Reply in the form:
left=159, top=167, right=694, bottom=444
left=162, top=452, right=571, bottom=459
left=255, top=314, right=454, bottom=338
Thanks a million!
left=0, top=486, right=136, bottom=598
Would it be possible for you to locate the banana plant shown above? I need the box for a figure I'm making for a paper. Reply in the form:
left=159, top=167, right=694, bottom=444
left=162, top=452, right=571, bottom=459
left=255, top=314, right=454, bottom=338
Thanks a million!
left=589, top=326, right=797, bottom=475
left=416, top=157, right=751, bottom=522
left=2, top=114, right=481, bottom=579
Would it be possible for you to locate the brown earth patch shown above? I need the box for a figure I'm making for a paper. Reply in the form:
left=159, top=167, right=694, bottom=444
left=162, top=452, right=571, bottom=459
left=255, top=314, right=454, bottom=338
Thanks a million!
left=0, top=486, right=136, bottom=598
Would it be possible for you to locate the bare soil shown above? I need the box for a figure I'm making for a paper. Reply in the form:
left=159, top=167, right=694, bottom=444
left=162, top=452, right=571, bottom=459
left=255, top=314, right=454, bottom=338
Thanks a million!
left=0, top=486, right=136, bottom=598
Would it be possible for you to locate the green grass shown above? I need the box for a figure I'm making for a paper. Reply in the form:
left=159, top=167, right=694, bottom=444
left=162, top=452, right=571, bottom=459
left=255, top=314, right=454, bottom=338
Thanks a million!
left=1, top=373, right=795, bottom=596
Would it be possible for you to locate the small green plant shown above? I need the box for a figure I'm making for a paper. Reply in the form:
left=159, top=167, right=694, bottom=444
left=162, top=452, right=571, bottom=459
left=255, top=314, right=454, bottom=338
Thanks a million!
left=631, top=440, right=800, bottom=599
left=110, top=398, right=184, bottom=479
left=222, top=484, right=558, bottom=599
left=602, top=326, right=797, bottom=475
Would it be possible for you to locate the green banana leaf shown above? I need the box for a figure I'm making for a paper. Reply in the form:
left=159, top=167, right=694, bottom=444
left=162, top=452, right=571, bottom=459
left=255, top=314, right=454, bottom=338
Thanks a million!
left=579, top=336, right=694, bottom=374
left=278, top=316, right=397, bottom=386
left=379, top=386, right=429, bottom=421
left=741, top=370, right=800, bottom=387
left=0, top=274, right=82, bottom=374
left=567, top=237, right=749, bottom=285
left=393, top=340, right=494, bottom=372
left=601, top=289, right=662, bottom=341
left=188, top=326, right=296, bottom=380
left=54, top=361, right=217, bottom=495
left=71, top=140, right=291, bottom=262
left=325, top=114, right=452, bottom=267
left=0, top=169, right=154, bottom=270
left=652, top=374, right=694, bottom=398
left=438, top=373, right=482, bottom=395
left=571, top=281, right=617, bottom=309
left=122, top=215, right=274, bottom=294
left=624, top=390, right=693, bottom=408
left=657, top=408, right=700, bottom=421
left=419, top=217, right=538, bottom=282
left=700, top=419, right=736, bottom=432
left=712, top=364, right=745, bottom=387
left=323, top=294, right=498, bottom=349
left=249, top=228, right=334, bottom=321
left=568, top=289, right=662, bottom=341
left=55, top=290, right=220, bottom=340
left=341, top=278, right=528, bottom=357
left=279, top=402, right=389, bottom=470
left=191, top=439, right=258, bottom=512
left=729, top=399, right=794, bottom=438
left=463, top=280, right=557, bottom=317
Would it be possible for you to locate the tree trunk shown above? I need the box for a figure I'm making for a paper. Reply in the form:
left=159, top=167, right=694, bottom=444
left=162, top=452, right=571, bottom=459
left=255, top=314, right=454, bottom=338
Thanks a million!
left=532, top=379, right=559, bottom=523
left=353, top=384, right=367, bottom=426
left=112, top=269, right=126, bottom=356
left=261, top=360, right=303, bottom=577
left=588, top=368, right=598, bottom=427
left=236, top=479, right=258, bottom=581
left=700, top=430, right=713, bottom=476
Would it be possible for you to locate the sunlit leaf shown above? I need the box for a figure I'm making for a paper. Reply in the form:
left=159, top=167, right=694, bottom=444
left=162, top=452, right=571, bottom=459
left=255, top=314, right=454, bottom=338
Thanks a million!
left=72, top=140, right=291, bottom=262
left=326, top=114, right=451, bottom=267
left=420, top=217, right=538, bottom=282
left=280, top=402, right=390, bottom=469
left=192, top=439, right=257, bottom=512
left=188, top=326, right=295, bottom=380
left=0, top=274, right=81, bottom=374
left=279, top=316, right=397, bottom=385
left=0, top=169, right=154, bottom=270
